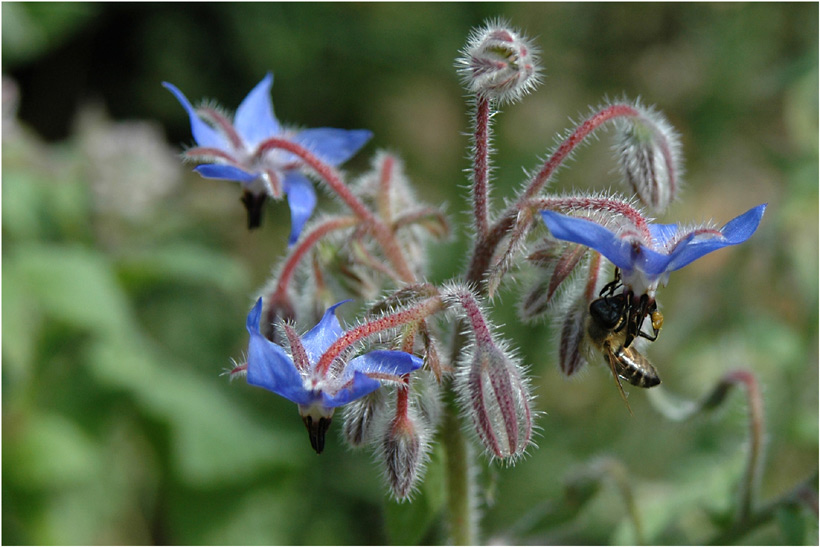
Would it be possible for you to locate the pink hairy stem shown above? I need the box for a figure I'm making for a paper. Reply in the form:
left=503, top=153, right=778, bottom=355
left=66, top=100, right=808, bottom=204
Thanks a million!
left=520, top=103, right=641, bottom=202
left=270, top=216, right=359, bottom=306
left=472, top=96, right=493, bottom=238
left=197, top=107, right=245, bottom=150
left=255, top=137, right=416, bottom=283
left=315, top=296, right=443, bottom=376
left=466, top=104, right=643, bottom=288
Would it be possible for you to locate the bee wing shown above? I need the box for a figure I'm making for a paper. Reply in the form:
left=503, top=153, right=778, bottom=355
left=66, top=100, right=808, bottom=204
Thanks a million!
left=604, top=343, right=634, bottom=416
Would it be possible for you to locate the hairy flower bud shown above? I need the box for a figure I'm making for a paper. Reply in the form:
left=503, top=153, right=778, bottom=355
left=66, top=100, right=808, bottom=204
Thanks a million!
left=557, top=299, right=588, bottom=378
left=377, top=403, right=429, bottom=501
left=457, top=19, right=541, bottom=104
left=456, top=339, right=534, bottom=461
left=553, top=255, right=607, bottom=378
left=520, top=243, right=588, bottom=322
left=412, top=371, right=443, bottom=429
left=614, top=102, right=683, bottom=213
left=260, top=295, right=297, bottom=344
left=342, top=389, right=386, bottom=447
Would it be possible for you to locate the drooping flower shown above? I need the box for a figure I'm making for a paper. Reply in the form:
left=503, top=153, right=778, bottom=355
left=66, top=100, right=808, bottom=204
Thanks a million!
left=163, top=73, right=372, bottom=243
left=243, top=298, right=422, bottom=453
left=541, top=203, right=766, bottom=297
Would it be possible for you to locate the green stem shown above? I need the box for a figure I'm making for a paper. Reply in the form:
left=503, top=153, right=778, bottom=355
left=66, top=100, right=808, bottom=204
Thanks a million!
left=707, top=471, right=818, bottom=545
left=729, top=369, right=764, bottom=523
left=442, top=379, right=475, bottom=545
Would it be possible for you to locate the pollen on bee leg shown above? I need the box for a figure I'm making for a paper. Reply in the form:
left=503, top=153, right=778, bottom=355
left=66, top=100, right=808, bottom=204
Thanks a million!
left=651, top=309, right=664, bottom=332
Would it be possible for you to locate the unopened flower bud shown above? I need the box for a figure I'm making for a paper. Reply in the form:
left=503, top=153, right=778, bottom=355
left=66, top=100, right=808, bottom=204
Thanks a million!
left=520, top=243, right=588, bottom=321
left=254, top=291, right=296, bottom=344
left=615, top=103, right=682, bottom=213
left=342, top=389, right=386, bottom=447
left=457, top=339, right=534, bottom=461
left=378, top=404, right=429, bottom=501
left=457, top=20, right=541, bottom=104
left=412, top=371, right=443, bottom=429
left=557, top=301, right=588, bottom=378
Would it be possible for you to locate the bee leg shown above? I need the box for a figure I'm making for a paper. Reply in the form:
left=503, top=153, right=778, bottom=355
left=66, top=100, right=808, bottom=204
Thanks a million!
left=604, top=343, right=634, bottom=416
left=637, top=302, right=663, bottom=342
left=625, top=292, right=658, bottom=347
left=599, top=267, right=622, bottom=297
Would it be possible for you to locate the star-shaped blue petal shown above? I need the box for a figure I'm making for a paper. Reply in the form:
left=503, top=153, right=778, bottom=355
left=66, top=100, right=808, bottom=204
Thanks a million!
left=162, top=81, right=228, bottom=150
left=293, top=128, right=374, bottom=166
left=541, top=203, right=766, bottom=291
left=234, top=72, right=280, bottom=148
left=244, top=299, right=422, bottom=409
left=163, top=74, right=373, bottom=243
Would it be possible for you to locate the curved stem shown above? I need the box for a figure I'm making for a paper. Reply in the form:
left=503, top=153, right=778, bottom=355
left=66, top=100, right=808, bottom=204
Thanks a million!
left=315, top=296, right=443, bottom=376
left=466, top=213, right=516, bottom=286
left=362, top=221, right=417, bottom=284
left=527, top=195, right=652, bottom=240
left=688, top=369, right=766, bottom=525
left=271, top=215, right=359, bottom=305
left=466, top=104, right=643, bottom=286
left=443, top=286, right=494, bottom=344
left=392, top=206, right=450, bottom=236
left=256, top=138, right=373, bottom=219
left=724, top=369, right=765, bottom=523
left=256, top=138, right=416, bottom=282
left=520, top=103, right=640, bottom=202
left=650, top=369, right=777, bottom=543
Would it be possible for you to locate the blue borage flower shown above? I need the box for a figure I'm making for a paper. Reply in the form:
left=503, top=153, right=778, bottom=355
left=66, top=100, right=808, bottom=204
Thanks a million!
left=245, top=298, right=422, bottom=453
left=163, top=73, right=372, bottom=243
left=541, top=203, right=767, bottom=296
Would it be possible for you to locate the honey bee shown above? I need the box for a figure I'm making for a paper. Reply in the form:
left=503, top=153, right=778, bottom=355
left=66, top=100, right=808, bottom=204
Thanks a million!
left=588, top=273, right=661, bottom=413
left=597, top=268, right=664, bottom=348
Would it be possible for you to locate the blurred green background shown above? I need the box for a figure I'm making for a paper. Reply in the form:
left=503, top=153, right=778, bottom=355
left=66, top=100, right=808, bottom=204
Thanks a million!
left=2, top=3, right=817, bottom=544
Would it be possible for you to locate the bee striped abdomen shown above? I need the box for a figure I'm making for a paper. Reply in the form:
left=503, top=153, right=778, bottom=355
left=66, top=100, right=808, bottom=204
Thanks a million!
left=608, top=345, right=661, bottom=388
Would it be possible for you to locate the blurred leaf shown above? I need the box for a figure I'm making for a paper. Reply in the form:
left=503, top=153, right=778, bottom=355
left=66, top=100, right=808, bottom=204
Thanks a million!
left=2, top=168, right=45, bottom=239
left=384, top=445, right=445, bottom=545
left=1, top=165, right=90, bottom=242
left=1, top=264, right=40, bottom=384
left=4, top=411, right=99, bottom=490
left=776, top=504, right=808, bottom=545
left=39, top=488, right=111, bottom=545
left=783, top=63, right=819, bottom=156
left=384, top=494, right=436, bottom=546
left=645, top=452, right=745, bottom=544
left=116, top=242, right=249, bottom=294
left=88, top=336, right=305, bottom=486
left=202, top=489, right=290, bottom=545
left=5, top=243, right=133, bottom=338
